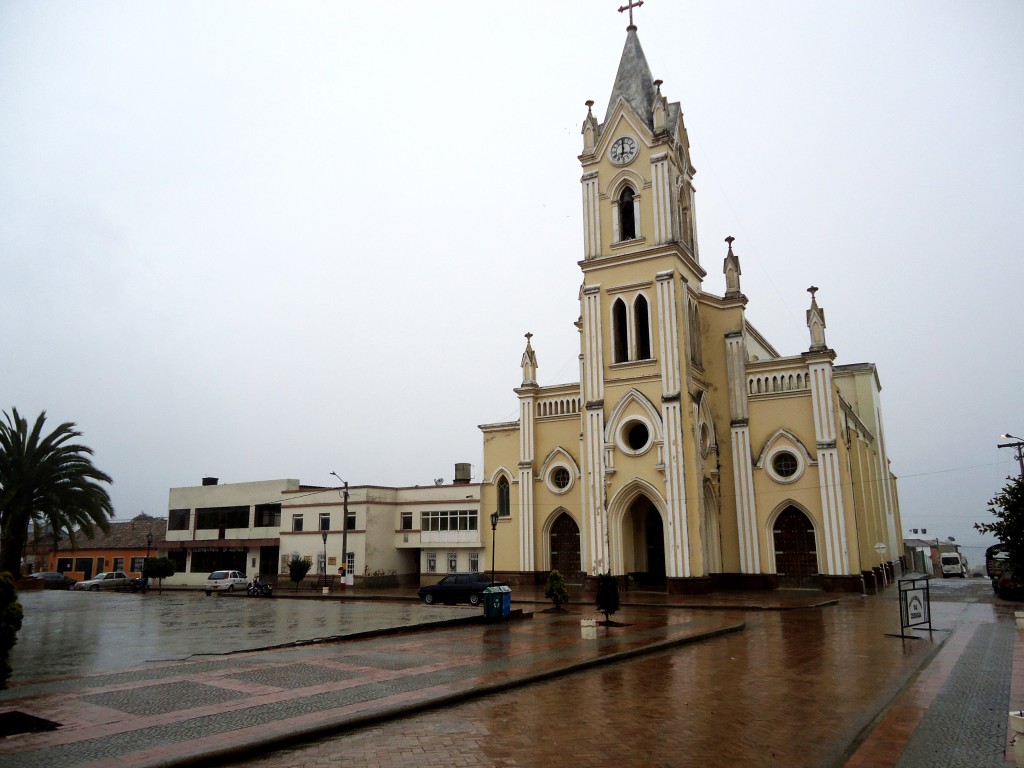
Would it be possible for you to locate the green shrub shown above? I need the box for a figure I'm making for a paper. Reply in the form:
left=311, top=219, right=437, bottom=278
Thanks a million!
left=544, top=569, right=570, bottom=610
left=595, top=572, right=620, bottom=623
left=287, top=554, right=312, bottom=590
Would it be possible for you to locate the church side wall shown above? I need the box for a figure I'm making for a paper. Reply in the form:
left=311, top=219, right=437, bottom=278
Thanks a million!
left=480, top=427, right=521, bottom=578
left=698, top=301, right=748, bottom=578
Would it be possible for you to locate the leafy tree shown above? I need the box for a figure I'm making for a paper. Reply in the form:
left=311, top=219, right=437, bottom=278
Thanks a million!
left=0, top=572, right=23, bottom=689
left=0, top=409, right=113, bottom=577
left=544, top=569, right=570, bottom=610
left=595, top=572, right=620, bottom=624
left=142, top=557, right=176, bottom=593
left=976, top=475, right=1024, bottom=575
left=287, top=553, right=311, bottom=590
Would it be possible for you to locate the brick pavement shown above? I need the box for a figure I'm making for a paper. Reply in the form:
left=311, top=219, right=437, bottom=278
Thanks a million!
left=1, top=581, right=1018, bottom=768
left=0, top=603, right=742, bottom=768
left=222, top=582, right=1020, bottom=768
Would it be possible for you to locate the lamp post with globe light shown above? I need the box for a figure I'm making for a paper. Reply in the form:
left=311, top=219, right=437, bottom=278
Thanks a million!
left=490, top=511, right=499, bottom=586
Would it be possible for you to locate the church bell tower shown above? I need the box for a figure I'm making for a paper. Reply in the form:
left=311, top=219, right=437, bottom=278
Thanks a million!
left=575, top=6, right=713, bottom=592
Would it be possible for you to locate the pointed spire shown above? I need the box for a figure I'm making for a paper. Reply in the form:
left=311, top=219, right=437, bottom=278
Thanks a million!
left=582, top=99, right=599, bottom=152
left=521, top=332, right=538, bottom=387
left=604, top=26, right=657, bottom=128
left=806, top=286, right=828, bottom=351
left=723, top=236, right=742, bottom=297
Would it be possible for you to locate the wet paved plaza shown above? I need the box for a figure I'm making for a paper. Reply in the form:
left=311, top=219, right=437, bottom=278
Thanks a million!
left=10, top=590, right=470, bottom=680
left=227, top=579, right=1018, bottom=768
left=1, top=578, right=1019, bottom=767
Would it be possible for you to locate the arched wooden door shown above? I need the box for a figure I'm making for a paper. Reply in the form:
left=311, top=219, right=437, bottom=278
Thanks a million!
left=773, top=506, right=819, bottom=589
left=549, top=513, right=581, bottom=583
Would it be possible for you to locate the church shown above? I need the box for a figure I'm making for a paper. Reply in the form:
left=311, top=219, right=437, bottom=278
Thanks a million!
left=478, top=15, right=902, bottom=594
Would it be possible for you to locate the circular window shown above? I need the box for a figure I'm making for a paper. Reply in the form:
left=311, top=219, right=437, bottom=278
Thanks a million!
left=618, top=418, right=653, bottom=455
left=699, top=422, right=712, bottom=457
left=626, top=422, right=649, bottom=450
left=771, top=451, right=799, bottom=478
left=545, top=464, right=574, bottom=494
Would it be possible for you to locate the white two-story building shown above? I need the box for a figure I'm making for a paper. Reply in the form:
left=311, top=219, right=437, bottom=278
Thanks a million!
left=165, top=466, right=482, bottom=587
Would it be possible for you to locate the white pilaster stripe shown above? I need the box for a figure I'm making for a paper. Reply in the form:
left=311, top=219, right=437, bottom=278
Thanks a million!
left=656, top=272, right=679, bottom=395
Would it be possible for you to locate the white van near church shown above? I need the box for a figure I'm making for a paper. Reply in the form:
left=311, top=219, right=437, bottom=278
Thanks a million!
left=940, top=554, right=967, bottom=578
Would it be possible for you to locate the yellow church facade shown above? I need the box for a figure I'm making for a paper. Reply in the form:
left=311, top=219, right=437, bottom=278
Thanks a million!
left=479, top=24, right=902, bottom=594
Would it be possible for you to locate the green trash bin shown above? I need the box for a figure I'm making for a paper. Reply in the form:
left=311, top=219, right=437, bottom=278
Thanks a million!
left=483, top=586, right=503, bottom=619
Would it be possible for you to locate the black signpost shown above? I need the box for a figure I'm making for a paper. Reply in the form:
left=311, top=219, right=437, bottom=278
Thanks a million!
left=889, top=576, right=933, bottom=639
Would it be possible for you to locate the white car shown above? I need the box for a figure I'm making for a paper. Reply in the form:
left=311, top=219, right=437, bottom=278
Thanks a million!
left=205, top=570, right=247, bottom=595
left=73, top=571, right=129, bottom=591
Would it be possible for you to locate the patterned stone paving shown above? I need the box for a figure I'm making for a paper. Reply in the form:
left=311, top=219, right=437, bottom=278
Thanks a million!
left=226, top=663, right=360, bottom=690
left=82, top=680, right=248, bottom=716
left=0, top=608, right=736, bottom=768
left=896, top=621, right=1014, bottom=768
left=1, top=581, right=1019, bottom=768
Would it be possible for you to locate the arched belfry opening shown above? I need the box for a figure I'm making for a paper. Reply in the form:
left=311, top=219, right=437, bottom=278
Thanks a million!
left=618, top=186, right=636, bottom=240
left=621, top=495, right=665, bottom=588
left=549, top=512, right=581, bottom=583
left=772, top=506, right=819, bottom=589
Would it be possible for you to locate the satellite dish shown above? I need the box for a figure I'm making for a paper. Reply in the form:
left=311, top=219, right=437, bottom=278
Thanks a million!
left=434, top=478, right=444, bottom=486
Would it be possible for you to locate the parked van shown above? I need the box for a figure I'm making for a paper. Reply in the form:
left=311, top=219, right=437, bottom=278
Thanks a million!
left=940, top=553, right=966, bottom=578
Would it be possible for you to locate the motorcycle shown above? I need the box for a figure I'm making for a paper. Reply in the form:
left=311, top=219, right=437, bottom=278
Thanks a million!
left=247, top=578, right=273, bottom=597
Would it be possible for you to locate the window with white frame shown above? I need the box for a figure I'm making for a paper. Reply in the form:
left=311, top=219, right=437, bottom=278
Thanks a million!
left=293, top=514, right=303, bottom=532
left=427, top=552, right=437, bottom=573
left=497, top=476, right=511, bottom=517
left=319, top=513, right=330, bottom=531
left=469, top=552, right=479, bottom=572
left=420, top=510, right=478, bottom=531
left=447, top=553, right=457, bottom=572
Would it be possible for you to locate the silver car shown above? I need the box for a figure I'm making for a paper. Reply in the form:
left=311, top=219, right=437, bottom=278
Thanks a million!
left=72, top=571, right=129, bottom=591
left=205, top=570, right=247, bottom=595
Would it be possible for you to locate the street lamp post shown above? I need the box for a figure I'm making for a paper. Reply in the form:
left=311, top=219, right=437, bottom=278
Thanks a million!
left=331, top=472, right=350, bottom=589
left=321, top=531, right=328, bottom=577
left=143, top=531, right=153, bottom=591
left=999, top=433, right=1024, bottom=478
left=490, top=511, right=499, bottom=586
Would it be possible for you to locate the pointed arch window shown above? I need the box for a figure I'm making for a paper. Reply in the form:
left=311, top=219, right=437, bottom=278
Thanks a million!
left=497, top=475, right=511, bottom=518
left=688, top=302, right=703, bottom=367
left=634, top=295, right=651, bottom=360
left=612, top=298, right=628, bottom=363
left=618, top=186, right=636, bottom=240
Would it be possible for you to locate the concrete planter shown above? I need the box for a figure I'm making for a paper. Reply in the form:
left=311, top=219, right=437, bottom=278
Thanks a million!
left=580, top=618, right=597, bottom=640
left=1009, top=711, right=1024, bottom=766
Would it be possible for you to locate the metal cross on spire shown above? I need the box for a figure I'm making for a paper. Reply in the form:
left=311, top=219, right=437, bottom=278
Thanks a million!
left=617, top=0, right=644, bottom=28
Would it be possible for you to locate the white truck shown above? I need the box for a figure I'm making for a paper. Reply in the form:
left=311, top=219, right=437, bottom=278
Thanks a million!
left=940, top=553, right=967, bottom=578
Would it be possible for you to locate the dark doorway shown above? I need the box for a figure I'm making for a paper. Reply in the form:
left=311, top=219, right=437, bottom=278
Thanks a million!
left=644, top=507, right=666, bottom=586
left=259, top=546, right=280, bottom=580
left=550, top=513, right=581, bottom=583
left=773, top=506, right=819, bottom=589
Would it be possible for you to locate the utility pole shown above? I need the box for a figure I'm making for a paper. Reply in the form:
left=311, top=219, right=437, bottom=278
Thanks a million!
left=999, top=434, right=1024, bottom=478
left=331, top=472, right=350, bottom=586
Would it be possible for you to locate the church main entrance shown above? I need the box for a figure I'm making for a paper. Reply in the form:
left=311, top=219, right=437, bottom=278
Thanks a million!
left=773, top=506, right=819, bottom=589
left=549, top=512, right=581, bottom=583
left=623, top=495, right=666, bottom=588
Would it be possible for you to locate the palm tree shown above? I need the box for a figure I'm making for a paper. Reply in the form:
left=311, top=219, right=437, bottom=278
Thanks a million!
left=0, top=409, right=114, bottom=577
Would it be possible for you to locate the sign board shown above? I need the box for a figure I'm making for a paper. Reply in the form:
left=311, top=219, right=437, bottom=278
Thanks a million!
left=895, top=577, right=933, bottom=638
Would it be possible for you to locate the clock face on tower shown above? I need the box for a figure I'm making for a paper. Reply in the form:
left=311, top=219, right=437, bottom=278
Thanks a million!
left=609, top=136, right=638, bottom=165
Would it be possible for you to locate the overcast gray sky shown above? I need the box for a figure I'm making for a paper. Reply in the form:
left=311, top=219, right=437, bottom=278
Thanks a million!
left=2, top=1, right=1022, bottom=553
